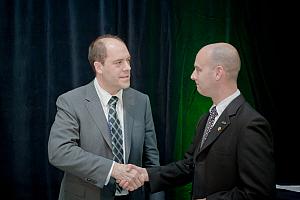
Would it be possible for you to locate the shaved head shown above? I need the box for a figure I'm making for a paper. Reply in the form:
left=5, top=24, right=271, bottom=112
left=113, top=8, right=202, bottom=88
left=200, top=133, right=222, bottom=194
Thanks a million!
left=202, top=43, right=240, bottom=81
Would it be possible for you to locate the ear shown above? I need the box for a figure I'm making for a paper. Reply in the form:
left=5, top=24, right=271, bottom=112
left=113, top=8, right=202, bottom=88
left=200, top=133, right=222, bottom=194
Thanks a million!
left=215, top=65, right=223, bottom=81
left=94, top=61, right=103, bottom=74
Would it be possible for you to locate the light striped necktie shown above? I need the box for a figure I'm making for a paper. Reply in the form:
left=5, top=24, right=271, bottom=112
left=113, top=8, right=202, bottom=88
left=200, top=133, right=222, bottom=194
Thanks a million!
left=108, top=96, right=124, bottom=193
left=108, top=96, right=124, bottom=164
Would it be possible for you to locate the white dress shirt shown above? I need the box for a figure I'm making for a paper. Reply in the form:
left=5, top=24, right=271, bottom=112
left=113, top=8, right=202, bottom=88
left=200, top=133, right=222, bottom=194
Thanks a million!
left=211, top=89, right=241, bottom=126
left=94, top=79, right=128, bottom=195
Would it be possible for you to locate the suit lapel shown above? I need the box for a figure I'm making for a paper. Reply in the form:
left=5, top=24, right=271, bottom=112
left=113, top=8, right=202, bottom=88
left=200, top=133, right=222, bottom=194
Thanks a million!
left=199, top=114, right=230, bottom=152
left=123, top=89, right=134, bottom=163
left=198, top=95, right=245, bottom=153
left=84, top=81, right=112, bottom=149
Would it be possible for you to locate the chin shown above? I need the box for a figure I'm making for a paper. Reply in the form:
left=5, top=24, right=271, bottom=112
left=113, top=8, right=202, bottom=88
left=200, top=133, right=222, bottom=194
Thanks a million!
left=197, top=89, right=206, bottom=96
left=121, top=83, right=130, bottom=89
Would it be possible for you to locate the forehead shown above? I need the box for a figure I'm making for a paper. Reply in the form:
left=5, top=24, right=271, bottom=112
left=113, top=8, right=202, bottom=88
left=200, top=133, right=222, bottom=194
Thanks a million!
left=194, top=48, right=211, bottom=66
left=194, top=50, right=204, bottom=66
left=103, top=39, right=130, bottom=58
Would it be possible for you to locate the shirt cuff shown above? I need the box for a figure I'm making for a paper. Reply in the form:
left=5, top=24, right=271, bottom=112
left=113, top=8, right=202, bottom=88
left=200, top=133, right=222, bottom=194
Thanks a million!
left=105, top=161, right=115, bottom=185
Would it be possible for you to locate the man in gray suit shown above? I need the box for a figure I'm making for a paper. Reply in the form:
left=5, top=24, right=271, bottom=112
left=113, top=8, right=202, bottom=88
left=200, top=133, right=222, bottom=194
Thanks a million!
left=48, top=34, right=163, bottom=200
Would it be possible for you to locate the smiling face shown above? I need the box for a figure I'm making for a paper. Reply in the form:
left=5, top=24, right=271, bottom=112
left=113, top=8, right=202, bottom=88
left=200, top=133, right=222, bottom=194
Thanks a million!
left=95, top=38, right=131, bottom=95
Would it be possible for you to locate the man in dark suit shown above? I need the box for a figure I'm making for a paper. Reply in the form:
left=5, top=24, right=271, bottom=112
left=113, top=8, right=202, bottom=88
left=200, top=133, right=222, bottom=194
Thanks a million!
left=48, top=34, right=164, bottom=200
left=121, top=42, right=275, bottom=199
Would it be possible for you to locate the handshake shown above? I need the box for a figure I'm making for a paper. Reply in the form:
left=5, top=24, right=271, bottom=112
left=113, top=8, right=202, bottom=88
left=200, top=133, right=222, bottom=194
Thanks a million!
left=112, top=163, right=149, bottom=191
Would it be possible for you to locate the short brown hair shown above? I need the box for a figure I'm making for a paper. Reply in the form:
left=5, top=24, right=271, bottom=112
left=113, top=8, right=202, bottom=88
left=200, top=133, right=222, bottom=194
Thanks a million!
left=88, top=34, right=125, bottom=73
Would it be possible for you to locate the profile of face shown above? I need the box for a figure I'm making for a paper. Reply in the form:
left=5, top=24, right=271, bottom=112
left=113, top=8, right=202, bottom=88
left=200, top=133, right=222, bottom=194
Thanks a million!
left=95, top=38, right=131, bottom=95
left=190, top=48, right=217, bottom=97
left=191, top=43, right=240, bottom=99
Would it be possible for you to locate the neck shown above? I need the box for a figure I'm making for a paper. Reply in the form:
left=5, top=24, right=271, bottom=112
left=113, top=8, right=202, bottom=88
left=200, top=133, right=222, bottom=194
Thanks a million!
left=212, top=85, right=237, bottom=105
left=95, top=77, right=119, bottom=95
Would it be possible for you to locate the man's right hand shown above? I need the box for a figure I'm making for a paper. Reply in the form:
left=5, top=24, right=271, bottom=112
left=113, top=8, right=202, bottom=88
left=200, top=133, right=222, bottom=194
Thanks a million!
left=117, top=164, right=149, bottom=191
left=112, top=163, right=144, bottom=191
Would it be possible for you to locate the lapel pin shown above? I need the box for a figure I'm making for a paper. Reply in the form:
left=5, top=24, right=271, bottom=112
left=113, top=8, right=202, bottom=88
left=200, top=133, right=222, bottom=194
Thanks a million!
left=218, top=127, right=222, bottom=131
left=221, top=121, right=226, bottom=125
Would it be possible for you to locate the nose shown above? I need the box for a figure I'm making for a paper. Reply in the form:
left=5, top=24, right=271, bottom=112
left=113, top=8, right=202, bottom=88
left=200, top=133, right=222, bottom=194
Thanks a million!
left=191, top=69, right=196, bottom=80
left=123, top=61, right=131, bottom=71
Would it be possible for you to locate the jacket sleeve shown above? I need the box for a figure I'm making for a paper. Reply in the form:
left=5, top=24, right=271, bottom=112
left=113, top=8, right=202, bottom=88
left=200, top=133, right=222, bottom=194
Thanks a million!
left=146, top=124, right=202, bottom=193
left=142, top=96, right=166, bottom=199
left=142, top=96, right=161, bottom=167
left=48, top=95, right=113, bottom=188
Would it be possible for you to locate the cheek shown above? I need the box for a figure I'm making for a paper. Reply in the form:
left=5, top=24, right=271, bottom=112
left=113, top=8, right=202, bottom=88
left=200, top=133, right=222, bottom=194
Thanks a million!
left=196, top=73, right=203, bottom=81
left=108, top=69, right=120, bottom=78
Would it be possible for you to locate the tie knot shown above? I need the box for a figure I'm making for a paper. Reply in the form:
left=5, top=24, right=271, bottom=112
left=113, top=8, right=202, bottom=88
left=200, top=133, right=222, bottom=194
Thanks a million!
left=210, top=106, right=218, bottom=118
left=108, top=96, right=118, bottom=107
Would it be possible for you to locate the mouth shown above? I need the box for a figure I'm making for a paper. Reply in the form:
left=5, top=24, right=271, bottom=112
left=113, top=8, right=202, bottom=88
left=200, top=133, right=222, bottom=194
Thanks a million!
left=120, top=75, right=130, bottom=80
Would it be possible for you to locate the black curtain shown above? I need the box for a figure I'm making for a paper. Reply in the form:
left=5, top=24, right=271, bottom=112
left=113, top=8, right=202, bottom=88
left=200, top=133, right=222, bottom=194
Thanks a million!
left=0, top=0, right=299, bottom=200
left=0, top=0, right=171, bottom=199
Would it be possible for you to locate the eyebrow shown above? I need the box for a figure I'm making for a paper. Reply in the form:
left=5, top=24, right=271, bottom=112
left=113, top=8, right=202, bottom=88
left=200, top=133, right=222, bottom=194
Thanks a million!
left=113, top=56, right=131, bottom=62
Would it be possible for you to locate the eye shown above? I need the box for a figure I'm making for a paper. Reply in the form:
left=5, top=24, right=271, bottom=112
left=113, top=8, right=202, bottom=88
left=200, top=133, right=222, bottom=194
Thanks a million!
left=114, top=60, right=122, bottom=65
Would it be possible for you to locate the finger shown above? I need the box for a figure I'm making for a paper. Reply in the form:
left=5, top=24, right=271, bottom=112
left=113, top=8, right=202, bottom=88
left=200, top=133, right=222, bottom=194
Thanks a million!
left=133, top=175, right=143, bottom=187
left=128, top=179, right=138, bottom=190
left=138, top=173, right=145, bottom=183
left=127, top=183, right=137, bottom=192
left=127, top=164, right=139, bottom=171
left=126, top=175, right=138, bottom=190
left=118, top=180, right=127, bottom=188
left=129, top=169, right=144, bottom=187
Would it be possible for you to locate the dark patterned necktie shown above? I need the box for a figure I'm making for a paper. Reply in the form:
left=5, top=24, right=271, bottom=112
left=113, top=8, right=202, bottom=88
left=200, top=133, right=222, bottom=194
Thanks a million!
left=108, top=96, right=124, bottom=193
left=200, top=106, right=218, bottom=148
left=108, top=96, right=124, bottom=164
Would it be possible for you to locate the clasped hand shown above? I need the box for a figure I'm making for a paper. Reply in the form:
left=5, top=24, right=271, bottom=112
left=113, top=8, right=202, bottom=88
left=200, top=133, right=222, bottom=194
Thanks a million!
left=112, top=163, right=149, bottom=191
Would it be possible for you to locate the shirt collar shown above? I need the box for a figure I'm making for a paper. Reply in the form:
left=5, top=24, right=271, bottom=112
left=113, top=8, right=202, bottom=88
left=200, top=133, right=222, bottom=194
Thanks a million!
left=211, top=89, right=241, bottom=115
left=94, top=78, right=123, bottom=106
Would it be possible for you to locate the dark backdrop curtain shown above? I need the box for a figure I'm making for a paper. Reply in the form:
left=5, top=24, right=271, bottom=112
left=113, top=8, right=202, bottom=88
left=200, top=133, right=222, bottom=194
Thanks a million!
left=0, top=0, right=299, bottom=200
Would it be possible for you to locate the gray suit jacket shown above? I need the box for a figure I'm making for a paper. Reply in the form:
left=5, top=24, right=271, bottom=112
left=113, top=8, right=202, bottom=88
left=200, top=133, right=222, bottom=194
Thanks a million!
left=48, top=81, right=162, bottom=200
